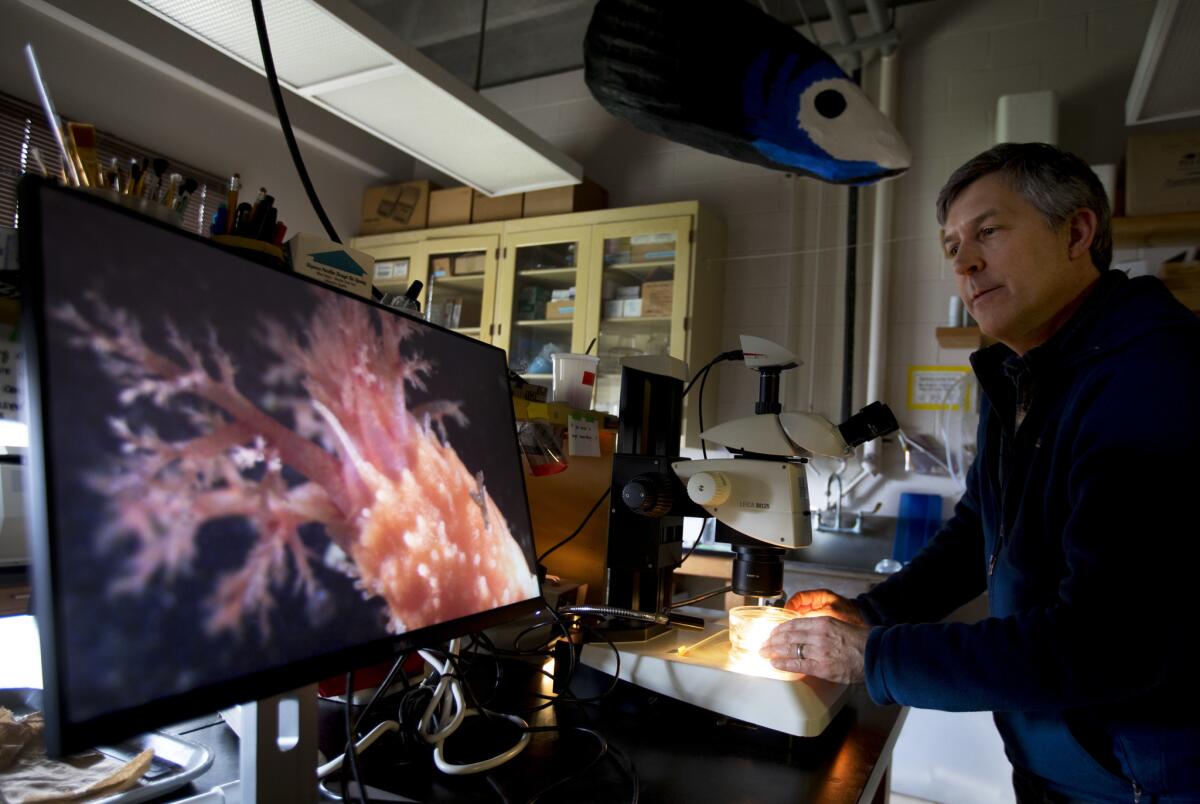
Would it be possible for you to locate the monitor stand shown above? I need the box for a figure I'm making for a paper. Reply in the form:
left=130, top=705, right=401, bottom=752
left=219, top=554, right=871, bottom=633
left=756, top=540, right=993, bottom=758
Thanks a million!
left=177, top=684, right=319, bottom=803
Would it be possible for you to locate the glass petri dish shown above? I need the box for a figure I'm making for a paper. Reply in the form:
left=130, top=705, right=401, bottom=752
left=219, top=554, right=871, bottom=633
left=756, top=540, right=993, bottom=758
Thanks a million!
left=728, top=605, right=798, bottom=659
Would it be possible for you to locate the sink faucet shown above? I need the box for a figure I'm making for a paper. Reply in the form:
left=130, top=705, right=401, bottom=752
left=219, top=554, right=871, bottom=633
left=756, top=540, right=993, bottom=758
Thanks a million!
left=816, top=470, right=870, bottom=534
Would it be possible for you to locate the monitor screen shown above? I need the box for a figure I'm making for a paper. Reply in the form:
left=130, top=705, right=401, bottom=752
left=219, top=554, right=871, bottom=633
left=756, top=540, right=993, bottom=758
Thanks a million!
left=19, top=179, right=540, bottom=755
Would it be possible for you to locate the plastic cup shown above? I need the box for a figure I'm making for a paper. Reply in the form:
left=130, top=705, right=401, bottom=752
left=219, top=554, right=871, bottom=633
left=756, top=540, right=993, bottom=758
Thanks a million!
left=551, top=353, right=600, bottom=410
left=728, top=605, right=798, bottom=658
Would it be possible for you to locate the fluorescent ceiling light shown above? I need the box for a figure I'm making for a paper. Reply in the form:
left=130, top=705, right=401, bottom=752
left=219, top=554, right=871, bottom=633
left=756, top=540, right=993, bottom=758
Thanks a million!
left=1126, top=0, right=1200, bottom=125
left=123, top=0, right=582, bottom=196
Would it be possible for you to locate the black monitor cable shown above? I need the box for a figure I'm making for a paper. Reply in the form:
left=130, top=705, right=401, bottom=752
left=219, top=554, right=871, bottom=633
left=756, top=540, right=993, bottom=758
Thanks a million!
left=536, top=487, right=610, bottom=564
left=342, top=671, right=370, bottom=804
left=250, top=0, right=341, bottom=246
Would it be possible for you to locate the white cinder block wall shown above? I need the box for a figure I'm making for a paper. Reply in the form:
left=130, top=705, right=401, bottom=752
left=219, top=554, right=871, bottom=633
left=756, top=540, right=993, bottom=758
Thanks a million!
left=423, top=0, right=1159, bottom=526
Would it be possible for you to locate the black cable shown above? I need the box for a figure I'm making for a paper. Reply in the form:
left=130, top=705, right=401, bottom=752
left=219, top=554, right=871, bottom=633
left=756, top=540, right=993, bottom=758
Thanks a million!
left=342, top=671, right=369, bottom=804
left=524, top=726, right=609, bottom=804
left=249, top=0, right=347, bottom=250
left=473, top=0, right=489, bottom=91
left=698, top=362, right=712, bottom=461
left=537, top=488, right=610, bottom=564
left=607, top=740, right=640, bottom=804
left=682, top=348, right=743, bottom=397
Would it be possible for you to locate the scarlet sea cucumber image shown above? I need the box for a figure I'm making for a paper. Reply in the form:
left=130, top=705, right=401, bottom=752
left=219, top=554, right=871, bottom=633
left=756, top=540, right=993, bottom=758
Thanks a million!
left=39, top=230, right=537, bottom=719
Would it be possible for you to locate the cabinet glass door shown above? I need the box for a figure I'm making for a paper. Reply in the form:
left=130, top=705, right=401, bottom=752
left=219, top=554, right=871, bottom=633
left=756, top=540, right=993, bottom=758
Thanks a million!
left=495, top=227, right=592, bottom=389
left=419, top=235, right=499, bottom=343
left=586, top=217, right=692, bottom=415
left=368, top=240, right=423, bottom=297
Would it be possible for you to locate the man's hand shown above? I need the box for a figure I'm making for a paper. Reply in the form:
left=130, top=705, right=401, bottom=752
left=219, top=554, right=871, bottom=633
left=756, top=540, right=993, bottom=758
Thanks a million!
left=759, top=616, right=870, bottom=684
left=784, top=588, right=867, bottom=627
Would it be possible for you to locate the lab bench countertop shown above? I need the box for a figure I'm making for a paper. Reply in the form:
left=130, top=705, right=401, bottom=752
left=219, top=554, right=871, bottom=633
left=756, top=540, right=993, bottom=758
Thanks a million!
left=159, top=658, right=906, bottom=804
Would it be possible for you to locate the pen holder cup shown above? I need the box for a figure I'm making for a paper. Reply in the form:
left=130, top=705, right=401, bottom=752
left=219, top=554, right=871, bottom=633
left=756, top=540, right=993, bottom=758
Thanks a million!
left=211, top=234, right=284, bottom=268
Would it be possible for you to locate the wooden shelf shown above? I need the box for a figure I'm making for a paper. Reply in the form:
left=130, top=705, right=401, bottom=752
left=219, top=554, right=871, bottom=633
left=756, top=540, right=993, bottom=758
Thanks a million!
left=935, top=326, right=995, bottom=349
left=515, top=319, right=573, bottom=328
left=452, top=326, right=481, bottom=336
left=603, top=262, right=676, bottom=278
left=522, top=373, right=552, bottom=380
left=600, top=315, right=672, bottom=326
left=1112, top=212, right=1200, bottom=248
left=517, top=267, right=577, bottom=278
left=429, top=274, right=485, bottom=287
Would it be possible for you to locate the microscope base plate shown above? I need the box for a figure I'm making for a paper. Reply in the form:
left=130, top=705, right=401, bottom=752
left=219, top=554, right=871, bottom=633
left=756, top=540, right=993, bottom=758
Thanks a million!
left=579, top=614, right=849, bottom=737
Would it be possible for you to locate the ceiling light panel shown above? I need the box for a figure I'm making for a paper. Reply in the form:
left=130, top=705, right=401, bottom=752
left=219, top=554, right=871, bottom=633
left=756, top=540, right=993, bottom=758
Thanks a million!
left=316, top=72, right=575, bottom=194
left=130, top=0, right=393, bottom=88
left=124, top=0, right=582, bottom=194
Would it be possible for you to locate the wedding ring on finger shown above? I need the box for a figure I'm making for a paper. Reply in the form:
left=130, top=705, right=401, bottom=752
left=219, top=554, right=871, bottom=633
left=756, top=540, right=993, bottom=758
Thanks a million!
left=795, top=643, right=805, bottom=660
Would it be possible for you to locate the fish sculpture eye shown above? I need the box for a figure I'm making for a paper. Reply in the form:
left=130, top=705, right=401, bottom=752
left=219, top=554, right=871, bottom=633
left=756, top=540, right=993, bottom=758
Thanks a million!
left=814, top=89, right=847, bottom=119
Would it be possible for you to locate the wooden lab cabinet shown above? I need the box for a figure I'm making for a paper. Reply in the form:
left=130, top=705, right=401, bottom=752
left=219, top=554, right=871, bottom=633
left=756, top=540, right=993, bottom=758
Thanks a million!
left=353, top=202, right=726, bottom=446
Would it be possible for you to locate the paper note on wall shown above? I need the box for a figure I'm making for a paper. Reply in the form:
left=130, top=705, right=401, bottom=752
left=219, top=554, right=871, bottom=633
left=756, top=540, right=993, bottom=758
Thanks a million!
left=907, top=366, right=972, bottom=411
left=0, top=324, right=21, bottom=421
left=567, top=414, right=601, bottom=457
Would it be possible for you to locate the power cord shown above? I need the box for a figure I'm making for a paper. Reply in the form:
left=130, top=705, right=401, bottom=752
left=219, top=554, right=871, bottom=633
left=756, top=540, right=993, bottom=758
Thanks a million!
left=536, top=487, right=610, bottom=563
left=250, top=0, right=340, bottom=245
left=414, top=639, right=531, bottom=775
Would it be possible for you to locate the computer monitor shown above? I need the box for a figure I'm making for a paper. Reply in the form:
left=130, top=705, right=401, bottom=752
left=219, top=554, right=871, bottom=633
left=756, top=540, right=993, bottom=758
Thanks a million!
left=18, top=177, right=541, bottom=758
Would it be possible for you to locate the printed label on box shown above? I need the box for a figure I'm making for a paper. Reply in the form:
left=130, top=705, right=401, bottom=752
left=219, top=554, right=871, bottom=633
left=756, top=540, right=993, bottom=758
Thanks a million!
left=907, top=366, right=972, bottom=410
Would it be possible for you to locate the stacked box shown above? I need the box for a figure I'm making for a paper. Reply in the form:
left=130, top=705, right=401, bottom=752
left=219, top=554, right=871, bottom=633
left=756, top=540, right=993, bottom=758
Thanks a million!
left=359, top=180, right=434, bottom=235
left=517, top=286, right=552, bottom=320
left=641, top=280, right=673, bottom=317
left=454, top=253, right=485, bottom=275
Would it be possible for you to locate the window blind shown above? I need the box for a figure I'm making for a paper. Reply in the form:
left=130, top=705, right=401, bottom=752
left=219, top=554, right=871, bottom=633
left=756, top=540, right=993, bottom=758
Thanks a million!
left=0, top=90, right=227, bottom=236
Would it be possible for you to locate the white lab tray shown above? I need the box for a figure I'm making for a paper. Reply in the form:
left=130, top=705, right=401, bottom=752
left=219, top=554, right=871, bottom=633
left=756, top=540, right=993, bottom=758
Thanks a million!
left=0, top=688, right=214, bottom=804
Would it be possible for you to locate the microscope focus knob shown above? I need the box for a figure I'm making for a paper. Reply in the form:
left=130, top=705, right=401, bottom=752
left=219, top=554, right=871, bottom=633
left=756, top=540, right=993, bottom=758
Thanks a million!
left=687, top=472, right=731, bottom=507
left=621, top=474, right=674, bottom=517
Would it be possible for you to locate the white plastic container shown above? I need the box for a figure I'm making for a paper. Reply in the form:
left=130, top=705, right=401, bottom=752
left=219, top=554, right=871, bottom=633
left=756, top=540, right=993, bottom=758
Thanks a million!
left=551, top=353, right=600, bottom=410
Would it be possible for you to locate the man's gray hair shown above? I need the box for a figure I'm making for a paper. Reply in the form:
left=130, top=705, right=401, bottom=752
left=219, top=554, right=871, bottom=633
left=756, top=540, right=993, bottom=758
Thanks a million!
left=935, top=143, right=1113, bottom=271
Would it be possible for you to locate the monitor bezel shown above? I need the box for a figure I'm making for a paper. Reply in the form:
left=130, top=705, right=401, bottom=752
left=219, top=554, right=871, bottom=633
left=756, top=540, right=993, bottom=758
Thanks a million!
left=17, top=176, right=542, bottom=757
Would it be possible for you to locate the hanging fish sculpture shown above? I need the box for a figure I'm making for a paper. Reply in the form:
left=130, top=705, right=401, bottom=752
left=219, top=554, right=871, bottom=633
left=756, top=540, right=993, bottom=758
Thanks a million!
left=584, top=0, right=910, bottom=184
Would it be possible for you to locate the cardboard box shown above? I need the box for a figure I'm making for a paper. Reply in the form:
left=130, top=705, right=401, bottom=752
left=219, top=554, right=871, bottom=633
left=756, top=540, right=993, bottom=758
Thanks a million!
left=641, top=280, right=673, bottom=317
left=603, top=299, right=624, bottom=319
left=359, top=180, right=433, bottom=235
left=545, top=299, right=577, bottom=320
left=1125, top=130, right=1200, bottom=215
left=1161, top=261, right=1200, bottom=312
left=430, top=255, right=452, bottom=278
left=454, top=252, right=485, bottom=275
left=429, top=187, right=474, bottom=227
left=523, top=178, right=608, bottom=218
left=373, top=258, right=409, bottom=284
left=622, top=298, right=642, bottom=318
left=517, top=285, right=552, bottom=320
left=429, top=295, right=482, bottom=329
left=287, top=233, right=374, bottom=299
left=630, top=232, right=677, bottom=263
left=472, top=190, right=524, bottom=223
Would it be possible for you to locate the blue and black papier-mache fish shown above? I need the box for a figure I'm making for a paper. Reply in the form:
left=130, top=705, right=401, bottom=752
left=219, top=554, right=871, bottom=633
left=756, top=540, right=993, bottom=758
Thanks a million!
left=584, top=0, right=910, bottom=185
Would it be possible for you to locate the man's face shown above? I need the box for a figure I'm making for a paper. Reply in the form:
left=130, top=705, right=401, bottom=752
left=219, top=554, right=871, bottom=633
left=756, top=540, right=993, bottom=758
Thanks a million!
left=941, top=173, right=1092, bottom=354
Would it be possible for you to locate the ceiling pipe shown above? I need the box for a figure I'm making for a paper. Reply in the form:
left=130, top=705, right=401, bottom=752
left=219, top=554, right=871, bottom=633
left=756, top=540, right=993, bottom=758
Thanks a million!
left=864, top=0, right=894, bottom=53
left=861, top=10, right=900, bottom=479
left=823, top=0, right=860, bottom=71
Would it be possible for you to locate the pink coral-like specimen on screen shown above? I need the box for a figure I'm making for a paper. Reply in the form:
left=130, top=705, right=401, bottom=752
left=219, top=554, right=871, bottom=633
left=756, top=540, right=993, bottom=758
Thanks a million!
left=54, top=291, right=537, bottom=638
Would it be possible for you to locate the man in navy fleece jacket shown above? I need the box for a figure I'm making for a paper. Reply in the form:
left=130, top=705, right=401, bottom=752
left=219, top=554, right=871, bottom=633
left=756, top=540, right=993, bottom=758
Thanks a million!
left=761, top=144, right=1200, bottom=803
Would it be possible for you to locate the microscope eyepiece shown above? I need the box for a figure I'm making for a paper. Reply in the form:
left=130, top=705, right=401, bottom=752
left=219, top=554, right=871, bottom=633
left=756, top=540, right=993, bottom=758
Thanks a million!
left=837, top=401, right=899, bottom=449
